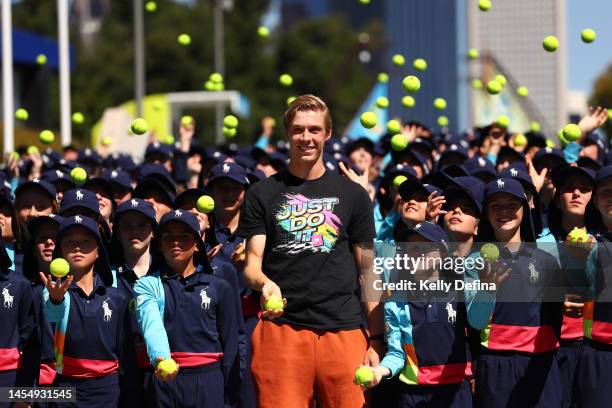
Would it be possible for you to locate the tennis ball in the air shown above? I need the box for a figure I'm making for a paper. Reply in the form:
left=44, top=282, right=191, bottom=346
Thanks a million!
left=10, top=152, right=19, bottom=161
left=478, top=0, right=491, bottom=12
left=558, top=131, right=569, bottom=148
left=209, top=73, right=223, bottom=84
left=472, top=79, right=483, bottom=89
left=546, top=139, right=555, bottom=148
left=71, top=112, right=84, bottom=124
left=15, top=108, right=29, bottom=121
left=402, top=76, right=421, bottom=93
left=196, top=195, right=215, bottom=214
left=157, top=359, right=178, bottom=379
left=101, top=136, right=112, bottom=147
left=608, top=109, right=612, bottom=121
left=27, top=146, right=39, bottom=155
left=531, top=121, right=541, bottom=132
left=494, top=75, right=506, bottom=87
left=378, top=72, right=389, bottom=83
left=279, top=74, right=293, bottom=87
left=286, top=96, right=297, bottom=105
left=376, top=97, right=389, bottom=109
left=180, top=115, right=194, bottom=126
left=480, top=243, right=499, bottom=262
left=433, top=98, right=447, bottom=110
left=581, top=29, right=596, bottom=43
left=359, top=0, right=370, bottom=4
left=390, top=134, right=408, bottom=151
left=360, top=112, right=377, bottom=129
left=177, top=34, right=191, bottom=46
left=257, top=26, right=270, bottom=38
left=514, top=134, right=527, bottom=147
left=543, top=35, right=559, bottom=52
left=486, top=80, right=502, bottom=95
left=204, top=81, right=215, bottom=91
left=468, top=48, right=480, bottom=59
left=264, top=296, right=284, bottom=312
left=497, top=115, right=510, bottom=128
left=392, top=54, right=405, bottom=66
left=70, top=167, right=88, bottom=185
left=387, top=120, right=402, bottom=135
left=393, top=175, right=408, bottom=189
left=438, top=116, right=449, bottom=127
left=163, top=135, right=175, bottom=145
left=36, top=54, right=47, bottom=65
left=562, top=124, right=581, bottom=142
left=50, top=258, right=70, bottom=278
left=145, top=1, right=157, bottom=12
left=131, top=118, right=148, bottom=135
left=223, top=127, right=237, bottom=138
left=568, top=228, right=588, bottom=244
left=39, top=130, right=54, bottom=145
left=402, top=96, right=415, bottom=108
left=223, top=115, right=238, bottom=129
left=213, top=82, right=224, bottom=91
left=517, top=86, right=529, bottom=97
left=413, top=58, right=427, bottom=71
left=354, top=367, right=374, bottom=385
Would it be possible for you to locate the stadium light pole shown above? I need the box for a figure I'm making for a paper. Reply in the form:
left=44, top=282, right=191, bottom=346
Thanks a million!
left=134, top=0, right=145, bottom=117
left=2, top=0, right=14, bottom=155
left=58, top=0, right=71, bottom=147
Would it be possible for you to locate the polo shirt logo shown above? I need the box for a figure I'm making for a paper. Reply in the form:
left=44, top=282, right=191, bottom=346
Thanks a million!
left=2, top=284, right=14, bottom=308
left=102, top=298, right=113, bottom=322
left=223, top=163, right=230, bottom=174
left=56, top=170, right=64, bottom=178
left=200, top=288, right=211, bottom=310
left=528, top=262, right=539, bottom=283
left=446, top=301, right=456, bottom=323
left=497, top=179, right=505, bottom=189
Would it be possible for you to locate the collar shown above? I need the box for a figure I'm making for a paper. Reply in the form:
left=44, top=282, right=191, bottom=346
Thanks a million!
left=118, top=264, right=139, bottom=284
left=214, top=220, right=232, bottom=235
left=68, top=274, right=107, bottom=297
left=161, top=264, right=210, bottom=283
left=500, top=242, right=534, bottom=259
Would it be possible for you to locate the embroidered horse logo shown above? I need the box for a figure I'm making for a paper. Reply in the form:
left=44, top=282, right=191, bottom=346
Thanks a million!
left=56, top=170, right=64, bottom=178
left=102, top=299, right=113, bottom=322
left=2, top=285, right=14, bottom=308
left=76, top=190, right=84, bottom=200
left=528, top=263, right=539, bottom=283
left=510, top=168, right=518, bottom=177
left=111, top=170, right=118, bottom=178
left=446, top=302, right=456, bottom=323
left=74, top=215, right=83, bottom=224
left=200, top=288, right=211, bottom=310
left=131, top=199, right=139, bottom=208
left=174, top=210, right=182, bottom=217
left=497, top=179, right=505, bottom=188
left=478, top=157, right=486, bottom=167
left=223, top=163, right=231, bottom=173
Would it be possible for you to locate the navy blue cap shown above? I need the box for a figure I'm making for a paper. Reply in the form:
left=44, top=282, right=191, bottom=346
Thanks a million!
left=207, top=162, right=250, bottom=187
left=101, top=169, right=132, bottom=191
left=576, top=156, right=603, bottom=172
left=159, top=209, right=203, bottom=246
left=134, top=179, right=176, bottom=206
left=269, top=152, right=288, bottom=169
left=233, top=155, right=257, bottom=171
left=464, top=156, right=496, bottom=179
left=551, top=165, right=595, bottom=188
left=78, top=148, right=102, bottom=165
left=114, top=198, right=157, bottom=225
left=60, top=188, right=100, bottom=216
left=55, top=160, right=79, bottom=174
left=499, top=163, right=534, bottom=189
left=41, top=149, right=62, bottom=169
left=533, top=147, right=566, bottom=170
left=525, top=132, right=547, bottom=149
left=173, top=188, right=207, bottom=210
left=595, top=166, right=612, bottom=187
left=383, top=163, right=418, bottom=182
left=443, top=176, right=484, bottom=216
left=246, top=168, right=267, bottom=184
left=15, top=178, right=57, bottom=201
left=346, top=137, right=375, bottom=155
left=82, top=177, right=114, bottom=200
left=138, top=163, right=176, bottom=193
left=398, top=179, right=441, bottom=202
left=41, top=169, right=77, bottom=190
left=496, top=146, right=525, bottom=167
left=27, top=214, right=66, bottom=238
left=145, top=141, right=174, bottom=159
left=117, top=155, right=137, bottom=172
left=204, top=149, right=229, bottom=164
left=484, top=177, right=527, bottom=202
left=402, top=221, right=449, bottom=246
left=440, top=143, right=469, bottom=160
left=324, top=137, right=347, bottom=154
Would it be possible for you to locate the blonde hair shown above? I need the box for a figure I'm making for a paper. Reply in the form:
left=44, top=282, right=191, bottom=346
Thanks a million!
left=283, top=94, right=332, bottom=137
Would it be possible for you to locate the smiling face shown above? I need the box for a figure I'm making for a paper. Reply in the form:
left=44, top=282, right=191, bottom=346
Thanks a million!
left=557, top=173, right=593, bottom=217
left=349, top=146, right=372, bottom=173
left=288, top=110, right=331, bottom=166
left=60, top=227, right=99, bottom=273
left=399, top=191, right=429, bottom=225
left=117, top=211, right=154, bottom=254
left=17, top=187, right=54, bottom=227
left=160, top=221, right=198, bottom=269
left=443, top=197, right=479, bottom=238
left=34, top=222, right=59, bottom=265
left=486, top=192, right=524, bottom=236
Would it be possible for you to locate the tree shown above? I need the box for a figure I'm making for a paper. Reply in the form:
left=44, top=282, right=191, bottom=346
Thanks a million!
left=590, top=64, right=612, bottom=138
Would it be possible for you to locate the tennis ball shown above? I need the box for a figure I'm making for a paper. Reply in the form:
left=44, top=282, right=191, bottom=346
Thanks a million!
left=562, top=124, right=581, bottom=142
left=209, top=73, right=223, bottom=84
left=608, top=109, right=612, bottom=121
left=36, top=54, right=47, bottom=65
left=478, top=0, right=491, bottom=12
left=392, top=54, right=405, bottom=66
left=494, top=75, right=506, bottom=87
left=177, top=34, right=191, bottom=46
left=157, top=359, right=178, bottom=379
left=50, top=258, right=70, bottom=278
left=180, top=115, right=194, bottom=126
left=377, top=72, right=389, bottom=83
left=360, top=112, right=377, bottom=129
left=101, top=136, right=112, bottom=147
left=279, top=74, right=293, bottom=87
left=257, top=26, right=270, bottom=38
left=468, top=48, right=480, bottom=59
left=543, top=35, right=559, bottom=52
left=153, top=100, right=163, bottom=111
left=514, top=134, right=527, bottom=147
left=163, top=135, right=175, bottom=145
left=531, top=121, right=541, bottom=132
left=438, top=116, right=449, bottom=127
left=387, top=120, right=402, bottom=134
left=517, top=86, right=529, bottom=97
left=15, top=108, right=29, bottom=121
left=286, top=96, right=297, bottom=105
left=223, top=127, right=236, bottom=138
left=402, top=95, right=415, bottom=108
left=546, top=139, right=555, bottom=148
left=359, top=0, right=370, bottom=4
left=558, top=130, right=569, bottom=148
left=480, top=243, right=499, bottom=262
left=70, top=167, right=88, bottom=185
left=497, top=115, right=510, bottom=128
left=433, top=98, right=447, bottom=110
left=71, top=112, right=84, bottom=124
left=145, top=1, right=157, bottom=12
left=486, top=80, right=502, bottom=95
left=10, top=152, right=19, bottom=161
left=213, top=82, right=224, bottom=91
left=393, top=175, right=408, bottom=188
left=354, top=367, right=374, bottom=385
left=196, top=195, right=215, bottom=214
left=204, top=81, right=215, bottom=91
left=568, top=228, right=588, bottom=244
left=264, top=296, right=284, bottom=312
left=375, top=97, right=389, bottom=109
left=581, top=29, right=596, bottom=43
left=131, top=118, right=148, bottom=135
left=472, top=79, right=483, bottom=89
left=390, top=134, right=408, bottom=151
left=39, top=130, right=54, bottom=145
left=402, top=75, right=421, bottom=93
left=223, top=115, right=239, bottom=129
left=27, top=146, right=39, bottom=155
left=413, top=58, right=427, bottom=71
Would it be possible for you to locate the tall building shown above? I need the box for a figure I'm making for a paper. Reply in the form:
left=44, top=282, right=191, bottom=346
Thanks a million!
left=468, top=0, right=566, bottom=136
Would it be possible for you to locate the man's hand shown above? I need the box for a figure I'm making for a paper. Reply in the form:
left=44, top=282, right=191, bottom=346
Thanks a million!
left=355, top=365, right=390, bottom=391
left=261, top=279, right=286, bottom=320
left=578, top=106, right=608, bottom=138
left=339, top=162, right=369, bottom=191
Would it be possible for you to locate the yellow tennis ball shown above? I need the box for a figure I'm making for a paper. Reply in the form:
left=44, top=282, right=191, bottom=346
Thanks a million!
left=390, top=134, right=408, bottom=151
left=354, top=367, right=374, bottom=385
left=264, top=296, right=284, bottom=312
left=402, top=95, right=415, bottom=108
left=181, top=115, right=194, bottom=126
left=486, top=80, right=502, bottom=95
left=392, top=54, right=405, bottom=66
left=257, top=26, right=270, bottom=38
left=581, top=28, right=596, bottom=43
left=480, top=243, right=499, bottom=262
left=387, top=120, right=402, bottom=134
left=531, top=121, right=542, bottom=132
left=377, top=72, right=389, bottom=83
left=70, top=167, right=88, bottom=185
left=145, top=1, right=157, bottom=12
left=478, top=0, right=491, bottom=12
left=568, top=228, right=588, bottom=244
left=279, top=74, right=293, bottom=87
left=209, top=73, right=223, bottom=84
left=393, top=175, right=408, bottom=188
left=101, top=136, right=112, bottom=147
left=72, top=112, right=85, bottom=124
left=50, top=258, right=70, bottom=278
left=497, top=115, right=510, bottom=128
left=39, top=130, right=55, bottom=145
left=438, top=116, right=449, bottom=127
left=472, top=79, right=483, bottom=89
left=413, top=58, right=427, bottom=71
left=157, top=359, right=178, bottom=379
left=375, top=97, right=389, bottom=109
left=177, top=33, right=191, bottom=46
left=562, top=124, right=581, bottom=142
left=468, top=48, right=480, bottom=59
left=543, top=35, right=559, bottom=52
left=286, top=96, right=297, bottom=106
left=517, top=86, right=529, bottom=97
left=360, top=112, right=377, bottom=129
left=514, top=134, right=527, bottom=147
left=223, top=127, right=237, bottom=138
left=223, top=115, right=238, bottom=129
left=433, top=98, right=447, bottom=110
left=36, top=54, right=47, bottom=65
left=15, top=108, right=29, bottom=121
left=131, top=118, right=148, bottom=135
left=196, top=195, right=215, bottom=214
left=27, top=146, right=39, bottom=155
left=402, top=76, right=421, bottom=93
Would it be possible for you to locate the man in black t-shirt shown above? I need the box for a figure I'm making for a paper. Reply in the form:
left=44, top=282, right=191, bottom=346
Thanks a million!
left=239, top=94, right=382, bottom=407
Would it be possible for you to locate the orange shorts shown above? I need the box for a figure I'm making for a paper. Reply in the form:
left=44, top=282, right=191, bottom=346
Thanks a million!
left=251, top=320, right=368, bottom=408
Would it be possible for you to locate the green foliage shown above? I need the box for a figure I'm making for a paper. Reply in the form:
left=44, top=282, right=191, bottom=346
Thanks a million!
left=590, top=64, right=612, bottom=138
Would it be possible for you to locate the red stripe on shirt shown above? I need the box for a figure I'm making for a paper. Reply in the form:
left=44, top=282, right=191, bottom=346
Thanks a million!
left=561, top=315, right=584, bottom=341
left=0, top=348, right=20, bottom=371
left=61, top=356, right=118, bottom=378
left=592, top=320, right=612, bottom=344
left=39, top=362, right=56, bottom=385
left=487, top=324, right=559, bottom=353
left=417, top=362, right=473, bottom=385
left=171, top=352, right=223, bottom=368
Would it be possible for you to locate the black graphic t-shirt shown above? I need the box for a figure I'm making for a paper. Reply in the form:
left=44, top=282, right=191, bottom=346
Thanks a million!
left=238, top=169, right=376, bottom=330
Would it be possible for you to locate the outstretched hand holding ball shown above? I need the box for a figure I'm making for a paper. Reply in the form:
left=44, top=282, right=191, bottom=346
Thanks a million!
left=156, top=358, right=179, bottom=381
left=261, top=280, right=286, bottom=320
left=50, top=258, right=70, bottom=278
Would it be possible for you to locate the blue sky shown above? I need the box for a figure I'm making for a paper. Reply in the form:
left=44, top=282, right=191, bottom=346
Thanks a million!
left=566, top=0, right=610, bottom=94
